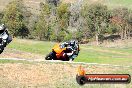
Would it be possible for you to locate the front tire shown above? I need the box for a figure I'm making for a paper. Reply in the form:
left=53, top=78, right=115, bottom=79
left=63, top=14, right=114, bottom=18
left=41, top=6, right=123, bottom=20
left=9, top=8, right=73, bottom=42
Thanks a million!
left=45, top=52, right=56, bottom=60
left=45, top=54, right=52, bottom=60
left=0, top=46, right=4, bottom=54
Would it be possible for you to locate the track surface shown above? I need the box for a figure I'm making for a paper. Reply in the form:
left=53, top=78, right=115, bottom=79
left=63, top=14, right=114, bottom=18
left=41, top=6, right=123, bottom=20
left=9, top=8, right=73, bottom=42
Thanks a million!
left=0, top=58, right=131, bottom=88
left=0, top=58, right=131, bottom=68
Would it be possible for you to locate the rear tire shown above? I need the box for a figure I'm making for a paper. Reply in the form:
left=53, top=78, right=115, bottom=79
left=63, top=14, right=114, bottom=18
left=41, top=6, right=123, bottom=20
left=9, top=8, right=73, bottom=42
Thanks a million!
left=0, top=50, right=3, bottom=54
left=45, top=54, right=52, bottom=60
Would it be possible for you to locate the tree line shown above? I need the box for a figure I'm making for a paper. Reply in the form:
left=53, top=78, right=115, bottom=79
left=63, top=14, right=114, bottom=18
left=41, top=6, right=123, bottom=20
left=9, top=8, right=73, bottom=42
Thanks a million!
left=0, top=0, right=132, bottom=44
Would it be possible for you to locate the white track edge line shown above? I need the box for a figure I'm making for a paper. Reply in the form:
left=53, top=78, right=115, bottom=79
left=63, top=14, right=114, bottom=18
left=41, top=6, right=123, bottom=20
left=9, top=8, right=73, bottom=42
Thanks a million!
left=0, top=58, right=131, bottom=68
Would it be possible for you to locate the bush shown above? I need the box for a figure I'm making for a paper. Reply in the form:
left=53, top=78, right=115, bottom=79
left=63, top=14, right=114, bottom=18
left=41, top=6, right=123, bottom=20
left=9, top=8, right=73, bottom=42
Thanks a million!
left=64, top=33, right=72, bottom=41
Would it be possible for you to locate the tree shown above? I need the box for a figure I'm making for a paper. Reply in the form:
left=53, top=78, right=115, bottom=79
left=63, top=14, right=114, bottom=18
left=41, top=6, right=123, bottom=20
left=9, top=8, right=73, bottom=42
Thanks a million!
left=55, top=3, right=70, bottom=41
left=0, top=12, right=4, bottom=24
left=111, top=8, right=131, bottom=40
left=81, top=4, right=111, bottom=45
left=2, top=0, right=30, bottom=38
left=17, top=24, right=29, bottom=38
left=34, top=2, right=51, bottom=40
left=46, top=0, right=60, bottom=6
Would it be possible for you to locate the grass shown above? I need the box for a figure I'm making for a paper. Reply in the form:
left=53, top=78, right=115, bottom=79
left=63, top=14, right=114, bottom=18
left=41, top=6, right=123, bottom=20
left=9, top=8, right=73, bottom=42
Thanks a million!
left=0, top=61, right=131, bottom=88
left=104, top=0, right=132, bottom=6
left=83, top=0, right=132, bottom=9
left=0, top=59, right=33, bottom=64
left=74, top=45, right=132, bottom=65
left=1, top=38, right=132, bottom=88
left=8, top=38, right=55, bottom=54
left=6, top=38, right=132, bottom=66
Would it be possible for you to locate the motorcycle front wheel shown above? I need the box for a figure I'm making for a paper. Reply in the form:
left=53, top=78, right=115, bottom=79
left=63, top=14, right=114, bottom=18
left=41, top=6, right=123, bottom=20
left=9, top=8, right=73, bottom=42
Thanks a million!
left=45, top=54, right=52, bottom=60
left=45, top=52, right=56, bottom=60
left=0, top=45, right=4, bottom=54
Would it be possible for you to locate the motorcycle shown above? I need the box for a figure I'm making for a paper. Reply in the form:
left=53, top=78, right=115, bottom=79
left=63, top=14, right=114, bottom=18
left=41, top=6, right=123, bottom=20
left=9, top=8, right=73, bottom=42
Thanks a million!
left=45, top=40, right=80, bottom=61
left=0, top=29, right=12, bottom=54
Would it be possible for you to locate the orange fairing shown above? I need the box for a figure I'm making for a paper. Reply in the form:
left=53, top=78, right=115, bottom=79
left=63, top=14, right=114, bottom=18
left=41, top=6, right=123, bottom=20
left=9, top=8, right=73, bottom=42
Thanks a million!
left=52, top=43, right=66, bottom=59
left=78, top=66, right=86, bottom=76
left=52, top=43, right=66, bottom=54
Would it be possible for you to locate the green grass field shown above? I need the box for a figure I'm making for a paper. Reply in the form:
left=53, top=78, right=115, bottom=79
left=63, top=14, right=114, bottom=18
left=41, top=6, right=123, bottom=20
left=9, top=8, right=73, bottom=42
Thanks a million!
left=8, top=38, right=55, bottom=54
left=83, top=0, right=132, bottom=9
left=6, top=38, right=132, bottom=66
left=103, top=0, right=132, bottom=9
left=1, top=38, right=132, bottom=88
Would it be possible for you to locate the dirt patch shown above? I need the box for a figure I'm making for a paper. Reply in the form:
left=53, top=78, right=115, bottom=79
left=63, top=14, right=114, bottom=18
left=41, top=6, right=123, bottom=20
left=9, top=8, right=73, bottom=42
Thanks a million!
left=0, top=62, right=131, bottom=88
left=0, top=63, right=77, bottom=87
left=0, top=48, right=44, bottom=60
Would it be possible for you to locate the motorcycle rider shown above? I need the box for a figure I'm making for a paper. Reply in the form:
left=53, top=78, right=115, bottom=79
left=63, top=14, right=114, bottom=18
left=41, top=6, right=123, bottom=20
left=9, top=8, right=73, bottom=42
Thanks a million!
left=0, top=24, right=12, bottom=45
left=60, top=40, right=79, bottom=61
left=68, top=40, right=79, bottom=61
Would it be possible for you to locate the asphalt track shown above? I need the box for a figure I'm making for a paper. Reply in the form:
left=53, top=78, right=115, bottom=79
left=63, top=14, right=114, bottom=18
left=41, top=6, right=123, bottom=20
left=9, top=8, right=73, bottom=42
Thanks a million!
left=0, top=58, right=131, bottom=68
